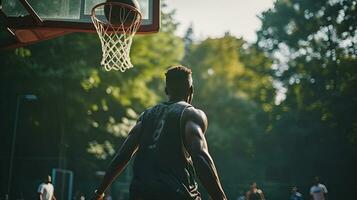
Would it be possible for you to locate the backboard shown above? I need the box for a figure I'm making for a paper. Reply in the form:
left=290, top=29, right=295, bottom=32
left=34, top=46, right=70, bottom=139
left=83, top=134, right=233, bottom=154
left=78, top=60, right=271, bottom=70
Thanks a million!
left=0, top=0, right=160, bottom=48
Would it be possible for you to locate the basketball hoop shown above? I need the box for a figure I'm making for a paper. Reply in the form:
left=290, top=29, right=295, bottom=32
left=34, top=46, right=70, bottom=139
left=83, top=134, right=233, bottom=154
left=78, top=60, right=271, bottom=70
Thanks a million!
left=91, top=2, right=142, bottom=72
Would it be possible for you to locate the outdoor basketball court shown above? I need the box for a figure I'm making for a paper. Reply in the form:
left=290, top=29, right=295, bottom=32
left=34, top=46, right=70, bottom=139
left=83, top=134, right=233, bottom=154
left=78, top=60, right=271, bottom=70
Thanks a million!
left=2, top=0, right=352, bottom=200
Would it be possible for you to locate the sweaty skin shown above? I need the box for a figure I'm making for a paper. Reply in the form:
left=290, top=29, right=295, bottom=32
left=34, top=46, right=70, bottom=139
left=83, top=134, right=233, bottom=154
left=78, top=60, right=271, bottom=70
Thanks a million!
left=182, top=107, right=227, bottom=200
left=93, top=107, right=227, bottom=200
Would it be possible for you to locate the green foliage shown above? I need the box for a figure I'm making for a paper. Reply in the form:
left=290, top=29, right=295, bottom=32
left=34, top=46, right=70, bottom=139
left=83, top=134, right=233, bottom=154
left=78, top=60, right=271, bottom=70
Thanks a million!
left=258, top=0, right=357, bottom=145
left=183, top=24, right=194, bottom=58
left=257, top=0, right=357, bottom=199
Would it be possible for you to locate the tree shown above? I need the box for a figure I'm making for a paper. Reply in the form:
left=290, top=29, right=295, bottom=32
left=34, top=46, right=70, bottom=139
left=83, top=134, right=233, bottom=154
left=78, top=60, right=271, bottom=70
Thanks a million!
left=257, top=0, right=357, bottom=199
left=183, top=23, right=194, bottom=58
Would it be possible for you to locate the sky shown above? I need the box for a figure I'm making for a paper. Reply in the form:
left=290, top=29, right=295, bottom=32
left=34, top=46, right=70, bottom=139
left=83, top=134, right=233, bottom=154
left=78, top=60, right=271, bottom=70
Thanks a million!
left=165, top=0, right=275, bottom=42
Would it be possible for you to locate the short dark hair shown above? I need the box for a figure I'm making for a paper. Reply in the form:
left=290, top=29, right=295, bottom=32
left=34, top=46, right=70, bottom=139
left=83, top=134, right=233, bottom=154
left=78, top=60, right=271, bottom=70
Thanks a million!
left=165, top=65, right=193, bottom=97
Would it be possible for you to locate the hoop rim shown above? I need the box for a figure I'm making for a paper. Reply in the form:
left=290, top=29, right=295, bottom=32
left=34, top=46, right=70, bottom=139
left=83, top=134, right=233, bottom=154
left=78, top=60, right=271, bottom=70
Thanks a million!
left=91, top=2, right=143, bottom=28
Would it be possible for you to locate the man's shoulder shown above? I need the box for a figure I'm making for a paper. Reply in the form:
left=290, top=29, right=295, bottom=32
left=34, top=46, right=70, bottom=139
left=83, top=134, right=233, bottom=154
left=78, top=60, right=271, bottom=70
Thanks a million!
left=310, top=184, right=326, bottom=192
left=184, top=107, right=207, bottom=122
left=185, top=106, right=206, bottom=117
left=38, top=183, right=46, bottom=188
left=143, top=104, right=157, bottom=113
left=144, top=102, right=175, bottom=113
left=183, top=106, right=207, bottom=132
left=38, top=183, right=46, bottom=193
left=311, top=184, right=327, bottom=190
left=318, top=183, right=328, bottom=193
left=40, top=183, right=53, bottom=188
left=138, top=104, right=159, bottom=120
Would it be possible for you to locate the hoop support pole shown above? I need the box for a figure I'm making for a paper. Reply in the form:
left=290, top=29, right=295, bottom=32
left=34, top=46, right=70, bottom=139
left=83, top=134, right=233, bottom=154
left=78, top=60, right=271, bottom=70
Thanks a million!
left=19, top=0, right=43, bottom=26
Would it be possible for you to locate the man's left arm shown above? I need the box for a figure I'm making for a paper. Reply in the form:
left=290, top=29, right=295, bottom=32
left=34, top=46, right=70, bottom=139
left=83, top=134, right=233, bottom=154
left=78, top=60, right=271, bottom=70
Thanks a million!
left=93, top=121, right=143, bottom=199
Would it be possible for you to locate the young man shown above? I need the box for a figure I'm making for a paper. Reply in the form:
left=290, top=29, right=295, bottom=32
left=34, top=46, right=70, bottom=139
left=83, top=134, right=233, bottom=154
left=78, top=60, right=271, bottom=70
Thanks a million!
left=246, top=182, right=265, bottom=200
left=92, top=66, right=227, bottom=200
left=37, top=175, right=56, bottom=200
left=310, top=177, right=328, bottom=200
left=290, top=186, right=303, bottom=200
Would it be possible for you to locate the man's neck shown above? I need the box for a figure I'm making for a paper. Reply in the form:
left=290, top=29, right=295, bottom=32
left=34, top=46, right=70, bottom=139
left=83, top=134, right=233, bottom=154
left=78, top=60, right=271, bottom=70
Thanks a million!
left=168, top=97, right=187, bottom=103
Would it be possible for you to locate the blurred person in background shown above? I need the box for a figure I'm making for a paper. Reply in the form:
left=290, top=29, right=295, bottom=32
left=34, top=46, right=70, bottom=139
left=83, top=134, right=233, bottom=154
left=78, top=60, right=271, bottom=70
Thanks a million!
left=38, top=175, right=56, bottom=200
left=290, top=186, right=303, bottom=200
left=310, top=176, right=328, bottom=200
left=237, top=190, right=246, bottom=200
left=246, top=182, right=265, bottom=200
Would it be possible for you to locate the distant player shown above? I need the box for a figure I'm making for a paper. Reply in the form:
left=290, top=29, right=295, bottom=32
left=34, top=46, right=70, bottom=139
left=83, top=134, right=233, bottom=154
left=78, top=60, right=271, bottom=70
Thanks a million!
left=246, top=182, right=265, bottom=200
left=290, top=186, right=303, bottom=200
left=37, top=175, right=56, bottom=200
left=92, top=66, right=227, bottom=200
left=237, top=190, right=246, bottom=200
left=310, top=176, right=328, bottom=200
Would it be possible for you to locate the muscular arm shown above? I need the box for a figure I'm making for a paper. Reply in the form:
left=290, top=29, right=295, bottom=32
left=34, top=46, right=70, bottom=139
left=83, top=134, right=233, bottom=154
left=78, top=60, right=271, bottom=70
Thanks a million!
left=184, top=108, right=227, bottom=200
left=94, top=121, right=142, bottom=197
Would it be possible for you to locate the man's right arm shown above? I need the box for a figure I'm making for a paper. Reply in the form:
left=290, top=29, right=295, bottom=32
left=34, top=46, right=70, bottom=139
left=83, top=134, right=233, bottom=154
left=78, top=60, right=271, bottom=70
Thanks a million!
left=38, top=184, right=43, bottom=200
left=183, top=108, right=227, bottom=200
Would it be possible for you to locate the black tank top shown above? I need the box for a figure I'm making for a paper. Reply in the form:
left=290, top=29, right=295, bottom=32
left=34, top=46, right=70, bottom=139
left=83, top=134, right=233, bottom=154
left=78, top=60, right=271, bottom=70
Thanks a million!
left=129, top=101, right=200, bottom=200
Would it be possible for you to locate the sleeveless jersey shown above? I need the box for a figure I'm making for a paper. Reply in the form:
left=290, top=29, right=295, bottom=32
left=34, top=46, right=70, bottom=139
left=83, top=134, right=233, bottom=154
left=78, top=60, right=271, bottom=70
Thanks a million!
left=129, top=101, right=200, bottom=200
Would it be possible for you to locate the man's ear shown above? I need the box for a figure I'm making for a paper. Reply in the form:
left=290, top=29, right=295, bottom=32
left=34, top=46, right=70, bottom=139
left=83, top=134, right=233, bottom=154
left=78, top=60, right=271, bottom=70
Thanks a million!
left=189, top=85, right=194, bottom=95
left=188, top=85, right=194, bottom=104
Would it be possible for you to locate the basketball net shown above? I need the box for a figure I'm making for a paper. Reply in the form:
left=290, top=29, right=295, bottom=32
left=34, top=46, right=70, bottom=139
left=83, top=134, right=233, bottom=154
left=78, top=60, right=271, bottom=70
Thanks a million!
left=91, top=2, right=142, bottom=72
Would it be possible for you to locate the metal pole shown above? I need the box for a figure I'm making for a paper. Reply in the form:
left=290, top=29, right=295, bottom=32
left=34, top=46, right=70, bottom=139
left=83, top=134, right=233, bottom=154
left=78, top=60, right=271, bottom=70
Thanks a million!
left=7, top=95, right=21, bottom=198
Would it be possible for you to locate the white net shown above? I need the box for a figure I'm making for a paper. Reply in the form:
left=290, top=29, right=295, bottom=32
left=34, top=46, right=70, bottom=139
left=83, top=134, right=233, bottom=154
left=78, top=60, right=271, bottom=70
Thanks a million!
left=91, top=2, right=142, bottom=72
